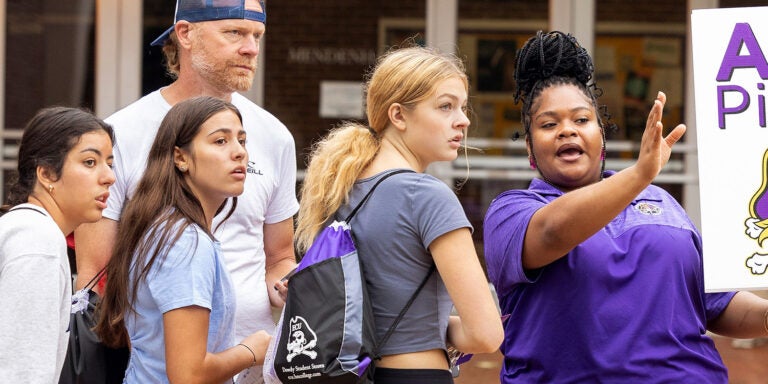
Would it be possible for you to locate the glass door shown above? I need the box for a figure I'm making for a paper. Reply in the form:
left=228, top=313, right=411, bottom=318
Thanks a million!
left=2, top=0, right=96, bottom=201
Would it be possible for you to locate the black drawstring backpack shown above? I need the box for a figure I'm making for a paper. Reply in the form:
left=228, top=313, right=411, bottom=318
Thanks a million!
left=59, top=267, right=129, bottom=384
left=264, top=169, right=434, bottom=383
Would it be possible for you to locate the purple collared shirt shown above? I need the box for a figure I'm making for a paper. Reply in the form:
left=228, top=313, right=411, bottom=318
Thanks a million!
left=484, top=171, right=735, bottom=383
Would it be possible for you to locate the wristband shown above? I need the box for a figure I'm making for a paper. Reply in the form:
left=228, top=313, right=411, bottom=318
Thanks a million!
left=238, top=343, right=257, bottom=366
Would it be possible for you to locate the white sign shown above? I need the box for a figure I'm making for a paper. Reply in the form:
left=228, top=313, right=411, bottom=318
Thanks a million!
left=319, top=81, right=364, bottom=119
left=692, top=6, right=768, bottom=291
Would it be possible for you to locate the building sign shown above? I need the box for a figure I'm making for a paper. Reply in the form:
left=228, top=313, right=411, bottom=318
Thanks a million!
left=288, top=47, right=376, bottom=66
left=692, top=6, right=768, bottom=291
left=319, top=81, right=364, bottom=119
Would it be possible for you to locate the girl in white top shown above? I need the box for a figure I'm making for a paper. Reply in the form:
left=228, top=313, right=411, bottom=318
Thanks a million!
left=0, top=106, right=115, bottom=383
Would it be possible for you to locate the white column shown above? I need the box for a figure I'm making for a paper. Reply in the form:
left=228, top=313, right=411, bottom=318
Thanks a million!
left=549, top=0, right=595, bottom=55
left=95, top=0, right=142, bottom=118
left=0, top=0, right=5, bottom=126
left=0, top=0, right=6, bottom=203
left=425, top=0, right=458, bottom=185
left=426, top=0, right=457, bottom=54
left=685, top=0, right=719, bottom=230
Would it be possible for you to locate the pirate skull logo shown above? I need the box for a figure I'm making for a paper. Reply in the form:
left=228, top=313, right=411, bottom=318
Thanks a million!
left=286, top=316, right=318, bottom=362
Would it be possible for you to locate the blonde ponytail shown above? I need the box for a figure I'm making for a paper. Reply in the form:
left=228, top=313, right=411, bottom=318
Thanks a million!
left=295, top=122, right=380, bottom=254
left=296, top=45, right=468, bottom=254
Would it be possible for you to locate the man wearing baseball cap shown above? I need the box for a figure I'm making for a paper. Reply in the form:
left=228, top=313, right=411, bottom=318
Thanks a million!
left=75, top=1, right=298, bottom=382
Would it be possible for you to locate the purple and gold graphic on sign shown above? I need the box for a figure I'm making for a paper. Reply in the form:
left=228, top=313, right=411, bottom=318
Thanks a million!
left=745, top=149, right=768, bottom=275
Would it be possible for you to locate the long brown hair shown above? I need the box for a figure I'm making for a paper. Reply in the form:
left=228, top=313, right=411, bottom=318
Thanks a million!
left=294, top=45, right=468, bottom=254
left=96, top=96, right=241, bottom=348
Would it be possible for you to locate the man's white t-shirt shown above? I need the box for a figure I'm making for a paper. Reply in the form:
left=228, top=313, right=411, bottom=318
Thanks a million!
left=104, top=90, right=299, bottom=341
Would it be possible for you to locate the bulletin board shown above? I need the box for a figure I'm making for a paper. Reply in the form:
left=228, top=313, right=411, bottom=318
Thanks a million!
left=378, top=19, right=686, bottom=157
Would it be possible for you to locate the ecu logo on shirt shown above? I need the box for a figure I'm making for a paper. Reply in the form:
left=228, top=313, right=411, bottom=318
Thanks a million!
left=634, top=202, right=662, bottom=216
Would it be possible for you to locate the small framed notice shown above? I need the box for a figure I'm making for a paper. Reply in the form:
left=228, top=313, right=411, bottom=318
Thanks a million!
left=692, top=6, right=768, bottom=291
left=319, top=81, right=364, bottom=119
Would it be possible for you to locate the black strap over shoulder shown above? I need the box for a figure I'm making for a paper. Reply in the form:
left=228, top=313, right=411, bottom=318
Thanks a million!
left=339, top=168, right=436, bottom=357
left=374, top=265, right=436, bottom=357
left=8, top=206, right=46, bottom=216
left=344, top=169, right=414, bottom=223
left=84, top=267, right=107, bottom=292
left=6, top=206, right=106, bottom=294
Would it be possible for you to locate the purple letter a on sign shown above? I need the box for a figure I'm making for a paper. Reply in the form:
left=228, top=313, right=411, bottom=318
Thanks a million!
left=716, top=23, right=768, bottom=82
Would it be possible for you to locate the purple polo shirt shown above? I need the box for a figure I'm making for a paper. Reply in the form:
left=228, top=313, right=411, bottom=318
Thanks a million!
left=484, top=171, right=736, bottom=383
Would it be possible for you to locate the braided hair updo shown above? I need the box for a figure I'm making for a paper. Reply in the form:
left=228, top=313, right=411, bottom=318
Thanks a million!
left=514, top=31, right=604, bottom=132
left=514, top=30, right=593, bottom=105
left=513, top=30, right=614, bottom=178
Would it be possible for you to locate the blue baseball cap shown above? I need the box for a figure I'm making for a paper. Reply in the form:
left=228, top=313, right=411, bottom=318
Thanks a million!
left=150, top=0, right=266, bottom=47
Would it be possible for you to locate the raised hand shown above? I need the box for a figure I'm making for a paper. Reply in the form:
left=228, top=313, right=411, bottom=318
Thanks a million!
left=635, top=91, right=687, bottom=182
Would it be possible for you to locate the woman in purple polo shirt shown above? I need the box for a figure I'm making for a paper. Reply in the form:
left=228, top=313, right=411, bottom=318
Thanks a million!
left=484, top=30, right=768, bottom=383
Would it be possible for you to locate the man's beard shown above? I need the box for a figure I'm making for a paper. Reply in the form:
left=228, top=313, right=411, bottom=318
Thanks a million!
left=190, top=45, right=255, bottom=93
